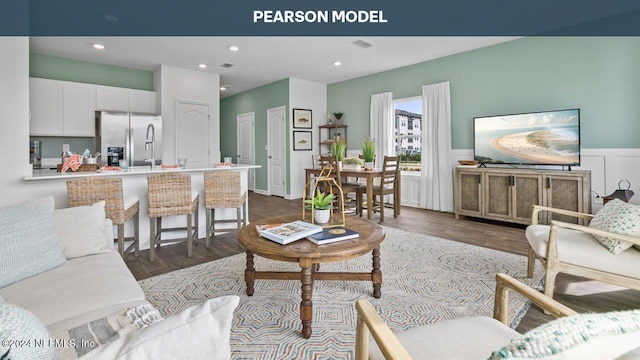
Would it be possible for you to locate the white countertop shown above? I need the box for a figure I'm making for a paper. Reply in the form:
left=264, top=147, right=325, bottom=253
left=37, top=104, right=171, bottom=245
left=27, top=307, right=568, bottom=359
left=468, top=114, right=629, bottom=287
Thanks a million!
left=24, top=164, right=260, bottom=181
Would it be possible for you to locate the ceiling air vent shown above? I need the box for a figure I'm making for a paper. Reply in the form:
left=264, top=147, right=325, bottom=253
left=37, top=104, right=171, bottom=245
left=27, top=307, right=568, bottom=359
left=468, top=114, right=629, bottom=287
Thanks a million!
left=221, top=63, right=234, bottom=68
left=353, top=39, right=374, bottom=49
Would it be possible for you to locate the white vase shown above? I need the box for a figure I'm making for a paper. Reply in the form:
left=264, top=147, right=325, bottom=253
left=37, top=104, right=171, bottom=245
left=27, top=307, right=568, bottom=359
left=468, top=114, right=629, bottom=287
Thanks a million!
left=337, top=161, right=343, bottom=171
left=364, top=161, right=374, bottom=170
left=343, top=164, right=362, bottom=171
left=314, top=209, right=331, bottom=224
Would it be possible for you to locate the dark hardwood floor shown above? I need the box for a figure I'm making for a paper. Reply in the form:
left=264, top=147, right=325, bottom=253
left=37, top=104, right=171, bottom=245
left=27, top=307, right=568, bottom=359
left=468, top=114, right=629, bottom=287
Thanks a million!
left=124, top=192, right=640, bottom=333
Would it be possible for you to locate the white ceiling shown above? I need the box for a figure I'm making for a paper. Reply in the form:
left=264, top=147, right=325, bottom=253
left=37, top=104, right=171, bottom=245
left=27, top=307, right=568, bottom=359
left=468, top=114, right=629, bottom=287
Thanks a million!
left=29, top=37, right=518, bottom=98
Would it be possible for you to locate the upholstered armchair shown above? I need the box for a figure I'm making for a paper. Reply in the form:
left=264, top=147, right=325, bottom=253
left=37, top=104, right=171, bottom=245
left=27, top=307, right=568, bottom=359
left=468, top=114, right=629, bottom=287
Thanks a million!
left=525, top=204, right=640, bottom=300
left=355, top=273, right=640, bottom=360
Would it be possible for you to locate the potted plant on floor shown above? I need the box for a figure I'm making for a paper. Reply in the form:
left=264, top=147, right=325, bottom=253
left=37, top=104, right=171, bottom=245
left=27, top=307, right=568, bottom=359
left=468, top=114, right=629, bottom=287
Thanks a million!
left=361, top=137, right=376, bottom=170
left=304, top=190, right=335, bottom=224
left=330, top=139, right=346, bottom=170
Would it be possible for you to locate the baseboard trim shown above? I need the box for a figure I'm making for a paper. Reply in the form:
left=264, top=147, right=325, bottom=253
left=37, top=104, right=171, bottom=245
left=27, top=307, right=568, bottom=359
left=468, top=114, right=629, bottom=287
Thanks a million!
left=253, top=189, right=269, bottom=196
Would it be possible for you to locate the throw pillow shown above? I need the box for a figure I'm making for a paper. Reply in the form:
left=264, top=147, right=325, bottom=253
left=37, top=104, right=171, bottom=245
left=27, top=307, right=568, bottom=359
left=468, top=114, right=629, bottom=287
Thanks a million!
left=0, top=302, right=58, bottom=360
left=79, top=295, right=240, bottom=360
left=588, top=199, right=640, bottom=255
left=489, top=309, right=640, bottom=359
left=55, top=201, right=112, bottom=259
left=0, top=197, right=66, bottom=288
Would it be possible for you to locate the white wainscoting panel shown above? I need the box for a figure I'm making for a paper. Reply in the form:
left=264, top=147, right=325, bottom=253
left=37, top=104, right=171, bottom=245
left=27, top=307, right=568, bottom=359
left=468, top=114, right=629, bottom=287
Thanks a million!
left=400, top=173, right=421, bottom=208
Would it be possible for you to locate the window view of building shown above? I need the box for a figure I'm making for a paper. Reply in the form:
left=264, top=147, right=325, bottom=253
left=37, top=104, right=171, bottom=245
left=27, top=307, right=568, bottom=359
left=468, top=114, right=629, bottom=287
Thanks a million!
left=394, top=99, right=422, bottom=171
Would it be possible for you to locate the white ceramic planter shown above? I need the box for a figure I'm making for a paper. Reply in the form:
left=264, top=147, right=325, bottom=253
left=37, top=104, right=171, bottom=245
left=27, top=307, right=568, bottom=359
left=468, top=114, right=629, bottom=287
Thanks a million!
left=364, top=161, right=374, bottom=170
left=314, top=209, right=331, bottom=224
left=342, top=164, right=362, bottom=171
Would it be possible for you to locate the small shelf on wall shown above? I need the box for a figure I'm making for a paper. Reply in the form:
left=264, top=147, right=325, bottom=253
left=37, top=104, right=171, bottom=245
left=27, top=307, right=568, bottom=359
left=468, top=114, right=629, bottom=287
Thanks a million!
left=318, top=124, right=347, bottom=155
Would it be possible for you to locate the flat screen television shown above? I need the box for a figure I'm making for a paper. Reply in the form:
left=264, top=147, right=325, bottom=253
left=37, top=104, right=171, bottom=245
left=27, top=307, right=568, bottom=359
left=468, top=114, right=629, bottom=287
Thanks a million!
left=474, top=109, right=580, bottom=166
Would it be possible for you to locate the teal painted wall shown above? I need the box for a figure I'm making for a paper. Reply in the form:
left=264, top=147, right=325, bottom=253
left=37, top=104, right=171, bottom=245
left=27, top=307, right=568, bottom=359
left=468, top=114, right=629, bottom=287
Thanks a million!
left=328, top=37, right=640, bottom=149
left=30, top=53, right=154, bottom=91
left=31, top=136, right=94, bottom=158
left=220, top=79, right=289, bottom=192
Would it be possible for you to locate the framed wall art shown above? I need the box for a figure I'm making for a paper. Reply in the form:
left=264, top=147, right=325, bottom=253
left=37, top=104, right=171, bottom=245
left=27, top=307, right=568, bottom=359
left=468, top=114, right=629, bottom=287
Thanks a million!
left=293, top=131, right=312, bottom=151
left=293, top=108, right=312, bottom=129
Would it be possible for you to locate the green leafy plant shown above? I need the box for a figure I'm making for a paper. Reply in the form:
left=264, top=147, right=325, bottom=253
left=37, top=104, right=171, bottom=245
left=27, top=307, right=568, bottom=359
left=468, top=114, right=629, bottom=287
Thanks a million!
left=330, top=139, right=346, bottom=161
left=304, top=190, right=335, bottom=210
left=342, top=157, right=364, bottom=166
left=361, top=137, right=376, bottom=162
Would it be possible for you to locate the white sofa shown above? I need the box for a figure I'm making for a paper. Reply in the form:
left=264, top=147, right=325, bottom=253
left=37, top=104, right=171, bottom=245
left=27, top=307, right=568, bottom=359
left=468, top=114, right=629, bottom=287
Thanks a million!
left=0, top=198, right=238, bottom=360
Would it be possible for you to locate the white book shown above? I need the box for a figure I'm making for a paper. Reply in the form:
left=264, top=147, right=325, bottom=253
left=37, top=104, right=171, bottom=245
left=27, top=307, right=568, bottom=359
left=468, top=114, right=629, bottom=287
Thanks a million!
left=259, top=221, right=323, bottom=245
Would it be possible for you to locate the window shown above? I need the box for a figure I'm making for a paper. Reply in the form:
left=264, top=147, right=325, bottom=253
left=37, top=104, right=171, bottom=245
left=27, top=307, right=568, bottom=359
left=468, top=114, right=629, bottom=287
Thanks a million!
left=394, top=98, right=422, bottom=172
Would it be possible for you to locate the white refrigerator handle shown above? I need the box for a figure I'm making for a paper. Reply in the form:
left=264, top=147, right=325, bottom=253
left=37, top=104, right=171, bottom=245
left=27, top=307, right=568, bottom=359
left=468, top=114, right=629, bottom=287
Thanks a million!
left=124, top=129, right=130, bottom=161
left=129, top=128, right=134, bottom=163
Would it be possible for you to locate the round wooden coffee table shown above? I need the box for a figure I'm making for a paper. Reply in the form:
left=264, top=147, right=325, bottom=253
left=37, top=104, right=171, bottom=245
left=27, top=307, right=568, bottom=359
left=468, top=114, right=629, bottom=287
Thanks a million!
left=237, top=214, right=385, bottom=339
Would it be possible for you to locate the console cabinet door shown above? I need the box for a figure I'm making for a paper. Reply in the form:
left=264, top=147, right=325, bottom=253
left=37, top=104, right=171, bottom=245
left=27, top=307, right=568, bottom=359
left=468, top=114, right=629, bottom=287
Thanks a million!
left=456, top=171, right=482, bottom=216
left=512, top=174, right=543, bottom=223
left=62, top=82, right=96, bottom=136
left=545, top=175, right=584, bottom=224
left=29, top=78, right=63, bottom=135
left=484, top=173, right=512, bottom=220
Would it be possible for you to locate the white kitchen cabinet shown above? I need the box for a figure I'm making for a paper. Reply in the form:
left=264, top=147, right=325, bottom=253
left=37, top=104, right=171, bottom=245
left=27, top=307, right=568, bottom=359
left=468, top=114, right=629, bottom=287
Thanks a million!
left=97, top=85, right=157, bottom=114
left=129, top=89, right=157, bottom=113
left=29, top=78, right=63, bottom=135
left=96, top=85, right=130, bottom=112
left=63, top=82, right=96, bottom=136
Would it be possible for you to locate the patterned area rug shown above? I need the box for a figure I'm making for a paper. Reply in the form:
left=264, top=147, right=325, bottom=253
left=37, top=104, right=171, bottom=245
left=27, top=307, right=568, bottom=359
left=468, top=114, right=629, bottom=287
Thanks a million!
left=139, top=227, right=543, bottom=359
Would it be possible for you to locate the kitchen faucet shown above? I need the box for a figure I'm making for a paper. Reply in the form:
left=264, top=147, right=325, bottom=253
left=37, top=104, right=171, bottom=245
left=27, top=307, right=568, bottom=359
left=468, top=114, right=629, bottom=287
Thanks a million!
left=144, top=123, right=156, bottom=170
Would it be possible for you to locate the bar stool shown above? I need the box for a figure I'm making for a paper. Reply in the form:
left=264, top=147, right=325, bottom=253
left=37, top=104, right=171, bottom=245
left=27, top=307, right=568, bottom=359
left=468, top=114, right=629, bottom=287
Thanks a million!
left=66, top=177, right=140, bottom=257
left=204, top=171, right=247, bottom=248
left=147, top=173, right=199, bottom=262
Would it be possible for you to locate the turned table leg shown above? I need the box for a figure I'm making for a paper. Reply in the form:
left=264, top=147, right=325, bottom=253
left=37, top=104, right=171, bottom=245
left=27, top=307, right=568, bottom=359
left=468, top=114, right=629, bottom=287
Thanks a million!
left=245, top=251, right=255, bottom=296
left=372, top=247, right=382, bottom=298
left=300, top=258, right=313, bottom=339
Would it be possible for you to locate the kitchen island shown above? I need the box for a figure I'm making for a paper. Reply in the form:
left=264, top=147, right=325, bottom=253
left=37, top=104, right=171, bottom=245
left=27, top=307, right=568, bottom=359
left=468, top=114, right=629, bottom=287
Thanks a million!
left=24, top=165, right=260, bottom=252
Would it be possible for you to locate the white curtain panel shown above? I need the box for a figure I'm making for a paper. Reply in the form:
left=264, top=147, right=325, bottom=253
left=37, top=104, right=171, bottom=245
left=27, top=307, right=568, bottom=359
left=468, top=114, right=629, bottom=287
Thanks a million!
left=369, top=92, right=394, bottom=164
left=421, top=82, right=454, bottom=211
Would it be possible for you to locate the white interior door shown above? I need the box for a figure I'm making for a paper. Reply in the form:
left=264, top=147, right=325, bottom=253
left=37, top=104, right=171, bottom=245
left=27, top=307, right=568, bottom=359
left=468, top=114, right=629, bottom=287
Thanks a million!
left=237, top=112, right=255, bottom=191
left=176, top=101, right=210, bottom=168
left=267, top=106, right=286, bottom=197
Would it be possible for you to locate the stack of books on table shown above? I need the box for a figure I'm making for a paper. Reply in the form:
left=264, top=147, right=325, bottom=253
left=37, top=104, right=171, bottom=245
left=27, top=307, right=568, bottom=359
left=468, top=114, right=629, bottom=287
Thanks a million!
left=306, top=227, right=359, bottom=245
left=257, top=221, right=323, bottom=245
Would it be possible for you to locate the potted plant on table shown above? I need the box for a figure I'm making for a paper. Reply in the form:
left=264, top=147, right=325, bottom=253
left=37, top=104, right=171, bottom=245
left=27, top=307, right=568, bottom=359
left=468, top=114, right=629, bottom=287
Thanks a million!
left=330, top=139, right=346, bottom=170
left=304, top=190, right=335, bottom=224
left=361, top=137, right=376, bottom=170
left=342, top=157, right=364, bottom=171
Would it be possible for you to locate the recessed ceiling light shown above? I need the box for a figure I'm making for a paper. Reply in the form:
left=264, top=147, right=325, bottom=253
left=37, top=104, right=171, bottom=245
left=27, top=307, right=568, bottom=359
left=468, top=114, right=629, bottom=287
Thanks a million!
left=220, top=86, right=227, bottom=91
left=92, top=44, right=105, bottom=50
left=198, top=64, right=207, bottom=69
left=229, top=46, right=239, bottom=51
left=333, top=61, right=342, bottom=66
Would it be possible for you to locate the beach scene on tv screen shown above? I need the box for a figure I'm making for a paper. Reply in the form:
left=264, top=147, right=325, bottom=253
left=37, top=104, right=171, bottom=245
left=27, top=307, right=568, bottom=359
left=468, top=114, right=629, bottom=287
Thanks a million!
left=474, top=109, right=579, bottom=165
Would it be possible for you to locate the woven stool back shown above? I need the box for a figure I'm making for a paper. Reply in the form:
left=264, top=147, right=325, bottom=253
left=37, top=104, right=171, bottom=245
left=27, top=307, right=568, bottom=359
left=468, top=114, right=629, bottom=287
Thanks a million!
left=66, top=177, right=127, bottom=224
left=204, top=171, right=246, bottom=208
left=147, top=173, right=194, bottom=218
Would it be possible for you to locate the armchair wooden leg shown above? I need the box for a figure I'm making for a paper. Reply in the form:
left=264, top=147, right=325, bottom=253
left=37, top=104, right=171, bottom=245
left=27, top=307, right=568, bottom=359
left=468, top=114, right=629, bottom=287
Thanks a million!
left=544, top=268, right=558, bottom=300
left=527, top=247, right=536, bottom=278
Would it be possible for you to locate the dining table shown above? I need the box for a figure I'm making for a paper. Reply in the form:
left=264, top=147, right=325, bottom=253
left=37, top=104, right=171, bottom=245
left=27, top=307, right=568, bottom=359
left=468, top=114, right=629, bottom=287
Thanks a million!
left=304, top=167, right=396, bottom=221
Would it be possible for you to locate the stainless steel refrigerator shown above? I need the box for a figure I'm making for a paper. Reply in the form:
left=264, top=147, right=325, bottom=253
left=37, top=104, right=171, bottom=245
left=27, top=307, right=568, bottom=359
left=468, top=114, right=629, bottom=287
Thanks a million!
left=96, top=111, right=162, bottom=167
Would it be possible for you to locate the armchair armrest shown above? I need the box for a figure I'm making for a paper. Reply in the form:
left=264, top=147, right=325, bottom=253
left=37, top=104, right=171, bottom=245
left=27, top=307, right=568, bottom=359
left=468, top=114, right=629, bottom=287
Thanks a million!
left=354, top=274, right=577, bottom=360
left=493, top=273, right=576, bottom=324
left=531, top=205, right=594, bottom=225
left=550, top=221, right=640, bottom=247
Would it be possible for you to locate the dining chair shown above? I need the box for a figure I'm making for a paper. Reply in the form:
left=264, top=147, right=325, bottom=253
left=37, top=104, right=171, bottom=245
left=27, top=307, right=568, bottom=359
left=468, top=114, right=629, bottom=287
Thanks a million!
left=204, top=170, right=248, bottom=248
left=147, top=172, right=199, bottom=261
left=66, top=177, right=140, bottom=258
left=318, top=155, right=360, bottom=213
left=357, top=156, right=400, bottom=222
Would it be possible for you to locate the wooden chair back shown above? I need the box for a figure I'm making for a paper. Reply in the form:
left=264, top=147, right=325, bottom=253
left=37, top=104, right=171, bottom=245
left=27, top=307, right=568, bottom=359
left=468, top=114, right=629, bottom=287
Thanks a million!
left=381, top=156, right=400, bottom=190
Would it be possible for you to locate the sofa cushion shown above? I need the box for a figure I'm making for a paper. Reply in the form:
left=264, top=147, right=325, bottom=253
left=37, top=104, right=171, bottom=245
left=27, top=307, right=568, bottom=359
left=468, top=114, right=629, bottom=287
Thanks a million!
left=0, top=251, right=145, bottom=335
left=55, top=201, right=113, bottom=259
left=588, top=199, right=640, bottom=254
left=0, top=302, right=58, bottom=360
left=0, top=196, right=66, bottom=288
left=79, top=295, right=240, bottom=360
left=489, top=310, right=640, bottom=359
left=369, top=316, right=519, bottom=360
left=526, top=225, right=640, bottom=279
